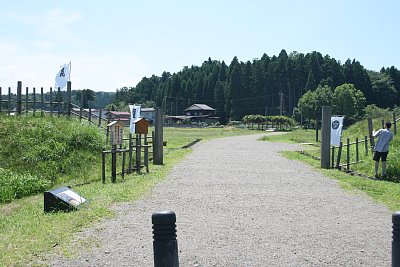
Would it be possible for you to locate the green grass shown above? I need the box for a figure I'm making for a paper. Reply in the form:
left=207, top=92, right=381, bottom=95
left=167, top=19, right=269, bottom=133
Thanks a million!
left=264, top=120, right=400, bottom=182
left=261, top=128, right=318, bottom=144
left=0, top=114, right=104, bottom=203
left=282, top=150, right=400, bottom=211
left=0, top=123, right=257, bottom=266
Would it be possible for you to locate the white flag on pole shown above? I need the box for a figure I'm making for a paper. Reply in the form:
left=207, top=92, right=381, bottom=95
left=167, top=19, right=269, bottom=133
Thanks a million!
left=129, top=104, right=141, bottom=133
left=330, top=116, right=344, bottom=146
left=55, top=62, right=71, bottom=90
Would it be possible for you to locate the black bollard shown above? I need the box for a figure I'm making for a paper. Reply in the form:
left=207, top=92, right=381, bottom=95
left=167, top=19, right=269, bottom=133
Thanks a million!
left=393, top=211, right=400, bottom=267
left=152, top=211, right=179, bottom=267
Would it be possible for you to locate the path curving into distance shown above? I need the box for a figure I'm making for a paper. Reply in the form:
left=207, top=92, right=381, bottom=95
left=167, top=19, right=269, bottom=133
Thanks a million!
left=50, top=134, right=391, bottom=266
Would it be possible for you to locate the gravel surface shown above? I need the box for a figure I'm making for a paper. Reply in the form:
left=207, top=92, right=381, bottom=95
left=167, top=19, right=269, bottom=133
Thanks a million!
left=49, top=134, right=391, bottom=266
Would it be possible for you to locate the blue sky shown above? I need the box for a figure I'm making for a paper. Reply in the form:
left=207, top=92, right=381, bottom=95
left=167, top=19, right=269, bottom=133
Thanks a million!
left=1, top=0, right=399, bottom=92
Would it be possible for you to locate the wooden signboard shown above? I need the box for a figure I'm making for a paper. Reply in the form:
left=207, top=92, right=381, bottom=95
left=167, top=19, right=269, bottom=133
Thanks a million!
left=108, top=121, right=124, bottom=146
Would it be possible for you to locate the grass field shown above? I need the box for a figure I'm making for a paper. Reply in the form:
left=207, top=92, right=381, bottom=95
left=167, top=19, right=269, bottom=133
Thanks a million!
left=0, top=120, right=256, bottom=266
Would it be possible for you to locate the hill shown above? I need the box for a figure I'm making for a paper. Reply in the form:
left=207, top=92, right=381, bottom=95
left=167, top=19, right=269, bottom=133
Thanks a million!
left=113, top=50, right=400, bottom=123
left=0, top=115, right=104, bottom=203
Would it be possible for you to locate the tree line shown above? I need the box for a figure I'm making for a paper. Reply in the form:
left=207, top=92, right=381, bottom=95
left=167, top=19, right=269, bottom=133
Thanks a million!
left=113, top=49, right=400, bottom=123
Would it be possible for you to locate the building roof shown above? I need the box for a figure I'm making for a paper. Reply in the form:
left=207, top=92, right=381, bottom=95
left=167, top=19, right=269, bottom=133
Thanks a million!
left=141, top=108, right=155, bottom=112
left=105, top=111, right=130, bottom=115
left=185, top=104, right=215, bottom=112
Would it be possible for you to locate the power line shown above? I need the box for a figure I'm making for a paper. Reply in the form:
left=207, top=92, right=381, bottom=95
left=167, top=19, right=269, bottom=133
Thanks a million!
left=165, top=93, right=280, bottom=103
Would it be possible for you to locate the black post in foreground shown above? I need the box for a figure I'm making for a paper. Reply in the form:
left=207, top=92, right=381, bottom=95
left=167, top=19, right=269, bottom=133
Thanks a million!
left=152, top=211, right=179, bottom=267
left=393, top=211, right=400, bottom=267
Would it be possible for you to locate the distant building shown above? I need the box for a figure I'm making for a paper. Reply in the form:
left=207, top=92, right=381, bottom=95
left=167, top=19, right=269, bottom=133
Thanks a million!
left=104, top=111, right=130, bottom=125
left=141, top=108, right=155, bottom=123
left=184, top=104, right=215, bottom=116
left=165, top=104, right=219, bottom=125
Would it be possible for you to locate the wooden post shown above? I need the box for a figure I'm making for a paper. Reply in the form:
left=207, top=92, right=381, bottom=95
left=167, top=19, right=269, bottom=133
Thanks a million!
left=8, top=87, right=11, bottom=115
left=57, top=87, right=61, bottom=116
left=41, top=87, right=44, bottom=117
left=393, top=112, right=397, bottom=135
left=152, top=130, right=155, bottom=161
left=346, top=138, right=350, bottom=171
left=144, top=134, right=149, bottom=173
left=66, top=81, right=71, bottom=117
left=111, top=145, right=117, bottom=183
left=336, top=141, right=343, bottom=169
left=320, top=106, right=331, bottom=169
left=365, top=135, right=368, bottom=156
left=25, top=87, right=29, bottom=114
left=16, top=81, right=22, bottom=115
left=106, top=117, right=110, bottom=143
left=33, top=87, right=36, bottom=116
left=102, top=149, right=106, bottom=184
left=315, top=119, right=319, bottom=143
left=128, top=133, right=133, bottom=174
left=382, top=119, right=385, bottom=129
left=89, top=108, right=92, bottom=123
left=367, top=117, right=375, bottom=149
left=122, top=149, right=126, bottom=179
left=356, top=137, right=359, bottom=162
left=98, top=109, right=102, bottom=127
left=153, top=107, right=164, bottom=165
left=136, top=134, right=142, bottom=173
left=331, top=146, right=335, bottom=169
left=50, top=87, right=53, bottom=116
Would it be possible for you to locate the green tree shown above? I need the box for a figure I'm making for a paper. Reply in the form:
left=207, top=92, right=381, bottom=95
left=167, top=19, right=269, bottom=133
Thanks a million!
left=214, top=81, right=226, bottom=123
left=75, top=89, right=96, bottom=108
left=332, top=83, right=366, bottom=123
left=305, top=70, right=316, bottom=91
left=298, top=90, right=318, bottom=121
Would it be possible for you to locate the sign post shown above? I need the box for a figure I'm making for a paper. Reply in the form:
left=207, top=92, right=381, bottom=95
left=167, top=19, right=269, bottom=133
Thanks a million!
left=321, top=106, right=331, bottom=169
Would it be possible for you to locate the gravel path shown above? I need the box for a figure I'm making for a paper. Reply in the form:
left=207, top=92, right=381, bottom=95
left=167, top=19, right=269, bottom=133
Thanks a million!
left=50, top=134, right=391, bottom=266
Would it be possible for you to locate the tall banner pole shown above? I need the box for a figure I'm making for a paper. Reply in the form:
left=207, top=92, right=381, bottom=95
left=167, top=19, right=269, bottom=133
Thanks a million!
left=321, top=106, right=331, bottom=169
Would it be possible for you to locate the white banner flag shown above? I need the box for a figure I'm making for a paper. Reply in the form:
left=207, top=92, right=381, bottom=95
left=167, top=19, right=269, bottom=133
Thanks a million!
left=330, top=116, right=344, bottom=146
left=55, top=62, right=71, bottom=90
left=129, top=104, right=141, bottom=133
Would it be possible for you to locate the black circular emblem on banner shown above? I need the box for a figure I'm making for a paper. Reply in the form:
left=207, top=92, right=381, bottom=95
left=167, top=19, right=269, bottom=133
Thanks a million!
left=332, top=120, right=340, bottom=129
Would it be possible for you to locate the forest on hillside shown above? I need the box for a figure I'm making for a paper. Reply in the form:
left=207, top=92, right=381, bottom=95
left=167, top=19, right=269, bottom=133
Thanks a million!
left=113, top=49, right=400, bottom=123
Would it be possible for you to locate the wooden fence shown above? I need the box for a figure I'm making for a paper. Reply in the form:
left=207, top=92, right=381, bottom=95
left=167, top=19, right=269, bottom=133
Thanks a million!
left=0, top=81, right=72, bottom=116
left=330, top=114, right=400, bottom=172
left=331, top=136, right=371, bottom=171
left=0, top=81, right=113, bottom=128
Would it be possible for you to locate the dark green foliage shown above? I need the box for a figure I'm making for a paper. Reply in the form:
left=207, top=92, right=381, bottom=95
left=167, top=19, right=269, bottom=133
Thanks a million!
left=298, top=83, right=366, bottom=124
left=242, top=114, right=296, bottom=131
left=111, top=49, right=398, bottom=123
left=74, top=89, right=96, bottom=108
left=0, top=115, right=104, bottom=202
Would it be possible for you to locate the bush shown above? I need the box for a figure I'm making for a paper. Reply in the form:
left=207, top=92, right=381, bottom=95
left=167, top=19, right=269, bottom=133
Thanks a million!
left=0, top=115, right=104, bottom=202
left=0, top=168, right=50, bottom=203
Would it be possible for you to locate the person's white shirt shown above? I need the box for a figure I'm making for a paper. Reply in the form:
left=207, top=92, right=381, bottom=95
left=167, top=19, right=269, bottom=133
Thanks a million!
left=373, top=128, right=393, bottom=152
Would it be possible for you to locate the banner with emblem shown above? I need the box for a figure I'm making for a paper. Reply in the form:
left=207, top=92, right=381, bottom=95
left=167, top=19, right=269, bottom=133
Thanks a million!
left=330, top=116, right=344, bottom=146
left=55, top=62, right=71, bottom=90
left=129, top=104, right=141, bottom=133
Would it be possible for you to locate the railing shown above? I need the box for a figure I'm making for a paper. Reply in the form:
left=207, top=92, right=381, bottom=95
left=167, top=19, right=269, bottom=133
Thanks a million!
left=0, top=81, right=72, bottom=116
left=331, top=136, right=372, bottom=171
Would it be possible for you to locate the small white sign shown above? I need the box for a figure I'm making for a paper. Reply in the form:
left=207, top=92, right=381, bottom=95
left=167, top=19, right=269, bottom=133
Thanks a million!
left=57, top=189, right=86, bottom=207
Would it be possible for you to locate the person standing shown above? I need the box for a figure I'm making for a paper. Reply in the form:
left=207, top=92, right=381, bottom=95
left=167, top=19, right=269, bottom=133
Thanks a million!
left=373, top=121, right=394, bottom=178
